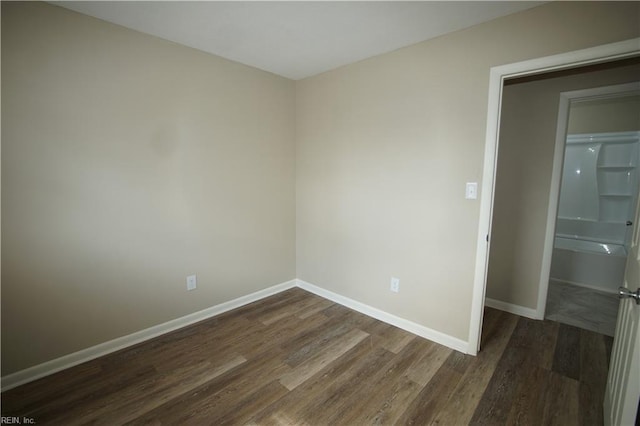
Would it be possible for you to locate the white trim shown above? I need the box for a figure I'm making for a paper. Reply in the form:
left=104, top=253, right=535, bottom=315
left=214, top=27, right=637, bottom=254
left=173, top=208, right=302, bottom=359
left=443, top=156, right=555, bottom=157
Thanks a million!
left=296, top=279, right=469, bottom=354
left=536, top=89, right=571, bottom=320
left=567, top=83, right=640, bottom=106
left=3, top=277, right=471, bottom=391
left=471, top=38, right=640, bottom=354
left=484, top=298, right=539, bottom=320
left=566, top=130, right=640, bottom=145
left=1, top=279, right=297, bottom=392
left=469, top=60, right=504, bottom=355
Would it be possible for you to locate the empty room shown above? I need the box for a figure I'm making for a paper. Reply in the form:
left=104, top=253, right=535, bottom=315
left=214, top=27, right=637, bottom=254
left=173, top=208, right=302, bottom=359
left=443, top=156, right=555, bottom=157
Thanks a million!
left=2, top=1, right=639, bottom=425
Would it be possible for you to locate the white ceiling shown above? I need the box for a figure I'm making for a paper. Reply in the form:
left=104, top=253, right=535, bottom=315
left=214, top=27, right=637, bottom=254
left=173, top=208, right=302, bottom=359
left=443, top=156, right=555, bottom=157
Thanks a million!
left=54, top=1, right=544, bottom=80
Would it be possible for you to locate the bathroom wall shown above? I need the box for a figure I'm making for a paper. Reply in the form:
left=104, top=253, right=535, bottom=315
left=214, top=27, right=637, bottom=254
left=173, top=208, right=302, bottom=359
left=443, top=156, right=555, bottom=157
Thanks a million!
left=568, top=95, right=640, bottom=134
left=487, top=61, right=640, bottom=310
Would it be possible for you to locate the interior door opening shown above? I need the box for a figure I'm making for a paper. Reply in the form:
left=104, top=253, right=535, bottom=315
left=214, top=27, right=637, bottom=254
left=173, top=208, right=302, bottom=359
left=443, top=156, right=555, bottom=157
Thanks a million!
left=484, top=60, right=640, bottom=329
left=468, top=40, right=640, bottom=358
left=545, top=89, right=640, bottom=337
left=472, top=39, right=640, bottom=426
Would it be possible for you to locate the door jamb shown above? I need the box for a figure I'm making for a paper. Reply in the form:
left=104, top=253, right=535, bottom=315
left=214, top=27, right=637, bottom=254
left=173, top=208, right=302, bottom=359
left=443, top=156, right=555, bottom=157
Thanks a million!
left=468, top=38, right=640, bottom=355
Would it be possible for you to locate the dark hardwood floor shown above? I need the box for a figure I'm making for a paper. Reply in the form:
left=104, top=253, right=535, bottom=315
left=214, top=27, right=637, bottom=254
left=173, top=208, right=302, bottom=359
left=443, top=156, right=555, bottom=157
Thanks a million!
left=1, top=287, right=613, bottom=425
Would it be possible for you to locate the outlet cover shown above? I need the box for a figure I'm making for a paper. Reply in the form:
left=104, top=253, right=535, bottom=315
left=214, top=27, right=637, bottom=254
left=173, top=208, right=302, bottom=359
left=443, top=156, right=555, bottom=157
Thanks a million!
left=186, top=275, right=197, bottom=291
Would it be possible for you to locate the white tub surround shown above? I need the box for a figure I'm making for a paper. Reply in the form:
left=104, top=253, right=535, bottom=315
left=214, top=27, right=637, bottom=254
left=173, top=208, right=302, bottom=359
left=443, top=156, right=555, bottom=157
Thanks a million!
left=551, top=131, right=640, bottom=293
left=550, top=237, right=626, bottom=293
left=558, top=131, right=640, bottom=244
left=555, top=217, right=628, bottom=245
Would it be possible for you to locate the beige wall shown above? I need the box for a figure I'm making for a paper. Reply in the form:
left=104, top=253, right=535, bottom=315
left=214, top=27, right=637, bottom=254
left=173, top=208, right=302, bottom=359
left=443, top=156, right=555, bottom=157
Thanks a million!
left=296, top=1, right=640, bottom=341
left=3, top=1, right=640, bottom=377
left=1, top=2, right=296, bottom=375
left=487, top=64, right=640, bottom=309
left=568, top=95, right=640, bottom=134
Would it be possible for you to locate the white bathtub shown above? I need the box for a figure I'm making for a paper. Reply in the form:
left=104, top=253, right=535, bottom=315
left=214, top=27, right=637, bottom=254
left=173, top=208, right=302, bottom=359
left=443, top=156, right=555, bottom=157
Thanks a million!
left=549, top=237, right=627, bottom=294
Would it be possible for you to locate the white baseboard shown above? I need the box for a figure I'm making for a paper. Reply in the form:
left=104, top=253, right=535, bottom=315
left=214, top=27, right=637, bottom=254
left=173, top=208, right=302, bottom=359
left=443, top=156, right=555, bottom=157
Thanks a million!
left=484, top=297, right=539, bottom=320
left=3, top=278, right=474, bottom=391
left=296, top=279, right=469, bottom=354
left=1, top=279, right=297, bottom=392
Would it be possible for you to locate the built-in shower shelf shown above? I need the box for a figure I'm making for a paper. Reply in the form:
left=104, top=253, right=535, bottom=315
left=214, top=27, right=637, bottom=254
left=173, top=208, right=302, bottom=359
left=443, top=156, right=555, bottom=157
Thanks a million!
left=561, top=131, right=640, bottom=227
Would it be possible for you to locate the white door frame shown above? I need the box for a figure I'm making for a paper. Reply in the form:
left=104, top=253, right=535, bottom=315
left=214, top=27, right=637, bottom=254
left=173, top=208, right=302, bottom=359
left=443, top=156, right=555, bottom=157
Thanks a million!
left=468, top=38, right=640, bottom=355
left=536, top=82, right=640, bottom=321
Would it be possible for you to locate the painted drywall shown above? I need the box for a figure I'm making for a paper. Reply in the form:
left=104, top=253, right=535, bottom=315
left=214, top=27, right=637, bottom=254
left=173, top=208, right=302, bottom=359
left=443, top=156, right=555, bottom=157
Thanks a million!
left=568, top=95, right=640, bottom=134
left=3, top=1, right=640, bottom=378
left=487, top=63, right=640, bottom=310
left=1, top=2, right=296, bottom=375
left=296, top=1, right=640, bottom=341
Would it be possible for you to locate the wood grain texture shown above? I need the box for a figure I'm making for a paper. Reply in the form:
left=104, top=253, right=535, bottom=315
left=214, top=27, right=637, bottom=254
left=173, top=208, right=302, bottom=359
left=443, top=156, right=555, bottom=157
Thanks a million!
left=430, top=308, right=518, bottom=426
left=279, top=328, right=369, bottom=391
left=553, top=323, right=582, bottom=380
left=1, top=288, right=614, bottom=425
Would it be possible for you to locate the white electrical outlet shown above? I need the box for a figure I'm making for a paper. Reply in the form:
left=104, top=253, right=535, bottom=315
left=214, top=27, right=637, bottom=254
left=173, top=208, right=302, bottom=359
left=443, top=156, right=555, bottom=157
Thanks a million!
left=390, top=277, right=400, bottom=293
left=186, top=274, right=197, bottom=291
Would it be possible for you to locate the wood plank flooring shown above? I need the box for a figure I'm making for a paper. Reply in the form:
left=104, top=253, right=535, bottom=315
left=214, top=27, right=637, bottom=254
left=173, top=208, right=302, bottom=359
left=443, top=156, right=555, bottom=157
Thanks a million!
left=1, top=287, right=613, bottom=425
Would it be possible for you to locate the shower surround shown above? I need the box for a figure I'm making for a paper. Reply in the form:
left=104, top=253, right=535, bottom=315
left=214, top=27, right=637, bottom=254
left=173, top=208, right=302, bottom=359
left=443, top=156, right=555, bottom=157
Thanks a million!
left=550, top=131, right=640, bottom=293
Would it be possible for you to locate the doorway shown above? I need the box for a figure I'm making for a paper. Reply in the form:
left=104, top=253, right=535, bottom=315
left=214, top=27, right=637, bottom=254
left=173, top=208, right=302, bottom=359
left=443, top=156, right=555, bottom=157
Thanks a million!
left=483, top=59, right=640, bottom=331
left=545, top=86, right=640, bottom=336
left=469, top=38, right=640, bottom=426
left=468, top=38, right=640, bottom=355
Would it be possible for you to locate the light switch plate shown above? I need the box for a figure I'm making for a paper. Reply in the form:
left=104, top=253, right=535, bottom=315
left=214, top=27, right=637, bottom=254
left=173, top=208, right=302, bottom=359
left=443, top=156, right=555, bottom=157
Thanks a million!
left=465, top=182, right=478, bottom=199
left=186, top=275, right=197, bottom=291
left=390, top=277, right=400, bottom=293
